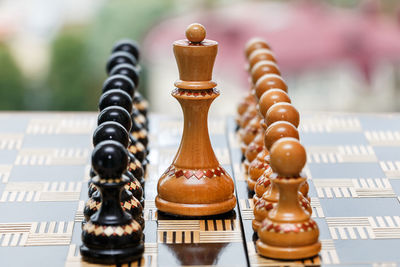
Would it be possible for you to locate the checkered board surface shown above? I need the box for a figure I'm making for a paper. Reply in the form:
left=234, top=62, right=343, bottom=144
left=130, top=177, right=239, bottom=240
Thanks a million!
left=0, top=112, right=400, bottom=267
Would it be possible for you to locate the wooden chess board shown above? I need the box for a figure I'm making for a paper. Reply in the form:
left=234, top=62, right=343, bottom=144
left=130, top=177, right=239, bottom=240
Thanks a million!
left=1, top=111, right=400, bottom=267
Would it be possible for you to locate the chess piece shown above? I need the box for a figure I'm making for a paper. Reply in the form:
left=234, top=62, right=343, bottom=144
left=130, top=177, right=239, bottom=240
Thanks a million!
left=248, top=49, right=277, bottom=70
left=238, top=104, right=257, bottom=130
left=244, top=90, right=291, bottom=171
left=266, top=103, right=300, bottom=128
left=247, top=121, right=299, bottom=191
left=236, top=93, right=256, bottom=125
left=156, top=23, right=236, bottom=216
left=133, top=92, right=149, bottom=118
left=106, top=52, right=137, bottom=75
left=81, top=141, right=144, bottom=264
left=254, top=169, right=272, bottom=201
left=244, top=129, right=264, bottom=167
left=132, top=107, right=148, bottom=131
left=103, top=74, right=135, bottom=98
left=99, top=89, right=133, bottom=114
left=110, top=63, right=139, bottom=87
left=92, top=122, right=144, bottom=203
left=112, top=39, right=140, bottom=62
left=102, top=75, right=148, bottom=147
left=130, top=117, right=149, bottom=149
left=93, top=121, right=130, bottom=148
left=240, top=115, right=261, bottom=153
left=245, top=38, right=271, bottom=59
left=97, top=107, right=146, bottom=186
left=258, top=89, right=290, bottom=119
left=252, top=127, right=310, bottom=230
left=254, top=74, right=288, bottom=100
left=107, top=65, right=148, bottom=129
left=98, top=106, right=132, bottom=135
left=85, top=123, right=144, bottom=227
left=237, top=60, right=280, bottom=132
left=98, top=92, right=148, bottom=168
left=128, top=135, right=147, bottom=168
left=251, top=61, right=281, bottom=84
left=256, top=138, right=320, bottom=260
left=252, top=176, right=311, bottom=231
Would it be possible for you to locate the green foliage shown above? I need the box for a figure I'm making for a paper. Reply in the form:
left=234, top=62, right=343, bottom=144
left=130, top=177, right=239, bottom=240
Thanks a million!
left=45, top=0, right=175, bottom=110
left=0, top=44, right=25, bottom=110
left=47, top=29, right=98, bottom=110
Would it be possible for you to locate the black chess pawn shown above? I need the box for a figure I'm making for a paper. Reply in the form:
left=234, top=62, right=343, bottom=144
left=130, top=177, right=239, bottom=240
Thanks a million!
left=133, top=92, right=149, bottom=118
left=128, top=135, right=147, bottom=169
left=102, top=74, right=135, bottom=98
left=98, top=106, right=132, bottom=134
left=131, top=115, right=149, bottom=149
left=84, top=186, right=144, bottom=229
left=91, top=121, right=144, bottom=204
left=97, top=107, right=146, bottom=186
left=132, top=106, right=148, bottom=131
left=98, top=91, right=148, bottom=167
left=99, top=89, right=147, bottom=131
left=102, top=74, right=148, bottom=131
left=99, top=89, right=133, bottom=114
left=85, top=123, right=144, bottom=228
left=81, top=140, right=144, bottom=264
left=127, top=154, right=145, bottom=187
left=88, top=168, right=142, bottom=199
left=108, top=65, right=148, bottom=122
left=106, top=52, right=137, bottom=75
left=112, top=39, right=140, bottom=62
left=110, top=63, right=139, bottom=87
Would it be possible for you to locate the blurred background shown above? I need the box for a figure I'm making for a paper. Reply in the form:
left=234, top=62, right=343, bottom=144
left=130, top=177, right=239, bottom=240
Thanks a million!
left=0, top=0, right=400, bottom=115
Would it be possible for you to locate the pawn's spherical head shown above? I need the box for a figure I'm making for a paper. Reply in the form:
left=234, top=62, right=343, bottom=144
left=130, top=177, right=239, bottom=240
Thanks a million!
left=270, top=137, right=306, bottom=177
left=264, top=121, right=299, bottom=151
left=251, top=60, right=280, bottom=84
left=111, top=39, right=140, bottom=61
left=98, top=89, right=133, bottom=113
left=106, top=51, right=137, bottom=74
left=98, top=106, right=132, bottom=132
left=255, top=74, right=287, bottom=100
left=186, top=23, right=206, bottom=43
left=92, top=140, right=129, bottom=178
left=266, top=102, right=300, bottom=128
left=245, top=38, right=271, bottom=59
left=258, top=89, right=291, bottom=118
left=248, top=49, right=276, bottom=70
left=93, top=121, right=129, bottom=148
left=109, top=63, right=139, bottom=87
left=102, top=74, right=135, bottom=98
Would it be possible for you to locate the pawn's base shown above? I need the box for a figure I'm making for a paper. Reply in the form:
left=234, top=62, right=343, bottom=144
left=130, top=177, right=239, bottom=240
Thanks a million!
left=247, top=178, right=256, bottom=191
left=80, top=243, right=144, bottom=264
left=155, top=195, right=236, bottom=217
left=256, top=240, right=321, bottom=260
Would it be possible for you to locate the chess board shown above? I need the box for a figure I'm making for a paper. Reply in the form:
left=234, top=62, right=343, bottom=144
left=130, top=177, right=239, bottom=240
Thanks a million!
left=1, top=111, right=400, bottom=267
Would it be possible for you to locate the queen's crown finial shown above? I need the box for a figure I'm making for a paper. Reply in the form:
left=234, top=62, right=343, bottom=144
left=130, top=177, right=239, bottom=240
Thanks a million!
left=173, top=23, right=218, bottom=90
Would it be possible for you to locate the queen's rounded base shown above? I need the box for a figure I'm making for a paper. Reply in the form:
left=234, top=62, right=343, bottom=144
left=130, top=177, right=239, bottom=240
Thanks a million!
left=256, top=239, right=321, bottom=260
left=155, top=195, right=236, bottom=217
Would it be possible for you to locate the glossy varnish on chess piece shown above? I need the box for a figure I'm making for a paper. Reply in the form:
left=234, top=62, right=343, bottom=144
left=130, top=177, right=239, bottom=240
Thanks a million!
left=84, top=122, right=144, bottom=229
left=247, top=117, right=300, bottom=191
left=81, top=141, right=144, bottom=264
left=257, top=138, right=320, bottom=260
left=244, top=38, right=271, bottom=59
left=156, top=23, right=236, bottom=216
